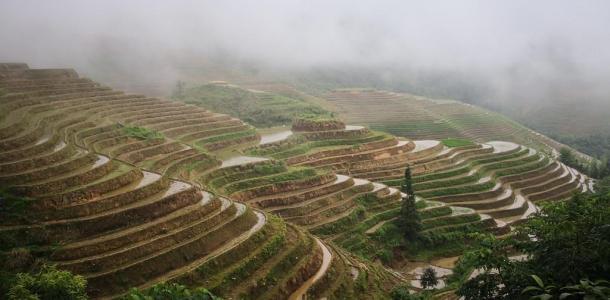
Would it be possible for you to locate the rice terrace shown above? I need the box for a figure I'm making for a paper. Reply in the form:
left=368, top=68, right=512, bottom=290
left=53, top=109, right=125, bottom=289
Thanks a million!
left=1, top=1, right=609, bottom=300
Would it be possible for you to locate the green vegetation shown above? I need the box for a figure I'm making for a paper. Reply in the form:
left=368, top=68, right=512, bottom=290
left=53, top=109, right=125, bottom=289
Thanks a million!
left=523, top=276, right=610, bottom=300
left=595, top=176, right=610, bottom=195
left=442, top=138, right=474, bottom=148
left=418, top=181, right=495, bottom=198
left=197, top=128, right=256, bottom=145
left=248, top=131, right=390, bottom=159
left=419, top=206, right=452, bottom=219
left=420, top=267, right=439, bottom=290
left=560, top=147, right=610, bottom=179
left=332, top=198, right=487, bottom=264
left=391, top=284, right=429, bottom=300
left=0, top=189, right=35, bottom=222
left=414, top=174, right=480, bottom=191
left=311, top=206, right=366, bottom=236
left=223, top=167, right=318, bottom=194
left=296, top=112, right=337, bottom=122
left=322, top=89, right=554, bottom=153
left=206, top=161, right=287, bottom=189
left=210, top=232, right=285, bottom=295
left=123, top=282, right=218, bottom=300
left=422, top=214, right=480, bottom=230
left=413, top=166, right=470, bottom=184
left=121, top=125, right=164, bottom=140
left=399, top=167, right=422, bottom=240
left=471, top=148, right=528, bottom=165
left=480, top=153, right=540, bottom=173
left=6, top=265, right=87, bottom=300
left=554, top=133, right=610, bottom=161
left=495, top=157, right=550, bottom=177
left=178, top=84, right=330, bottom=127
left=455, top=191, right=610, bottom=300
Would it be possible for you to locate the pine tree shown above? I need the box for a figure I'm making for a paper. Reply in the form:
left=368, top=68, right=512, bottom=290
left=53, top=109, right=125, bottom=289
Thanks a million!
left=400, top=166, right=422, bottom=240
left=401, top=166, right=413, bottom=196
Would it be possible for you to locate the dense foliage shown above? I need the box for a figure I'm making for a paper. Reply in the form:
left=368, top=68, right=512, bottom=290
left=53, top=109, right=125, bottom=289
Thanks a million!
left=456, top=190, right=610, bottom=300
left=390, top=284, right=429, bottom=300
left=559, top=147, right=610, bottom=179
left=420, top=267, right=439, bottom=290
left=399, top=167, right=422, bottom=240
left=6, top=265, right=87, bottom=300
left=122, top=282, right=219, bottom=300
left=0, top=189, right=35, bottom=223
left=554, top=134, right=610, bottom=161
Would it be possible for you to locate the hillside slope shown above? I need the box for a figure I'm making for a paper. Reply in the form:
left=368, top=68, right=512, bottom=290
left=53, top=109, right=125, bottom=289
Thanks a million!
left=0, top=63, right=590, bottom=299
left=0, top=63, right=399, bottom=299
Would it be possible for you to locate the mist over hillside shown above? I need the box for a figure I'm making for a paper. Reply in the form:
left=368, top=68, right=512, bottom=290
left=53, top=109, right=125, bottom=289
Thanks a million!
left=2, top=2, right=610, bottom=299
left=1, top=0, right=609, bottom=152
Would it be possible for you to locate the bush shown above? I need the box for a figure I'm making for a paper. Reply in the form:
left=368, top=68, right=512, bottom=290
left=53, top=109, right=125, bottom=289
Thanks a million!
left=122, top=125, right=164, bottom=140
left=390, top=284, right=427, bottom=300
left=7, top=265, right=87, bottom=300
left=420, top=267, right=439, bottom=289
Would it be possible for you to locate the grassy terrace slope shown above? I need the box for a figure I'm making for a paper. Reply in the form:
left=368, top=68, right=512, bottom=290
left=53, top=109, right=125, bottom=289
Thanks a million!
left=0, top=64, right=591, bottom=298
left=0, top=63, right=400, bottom=299
left=244, top=117, right=590, bottom=248
left=173, top=82, right=592, bottom=294
left=322, top=89, right=582, bottom=157
left=177, top=83, right=330, bottom=128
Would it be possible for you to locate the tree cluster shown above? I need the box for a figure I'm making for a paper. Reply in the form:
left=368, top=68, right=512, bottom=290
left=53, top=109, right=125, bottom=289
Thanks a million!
left=456, top=190, right=610, bottom=300
left=559, top=147, right=610, bottom=179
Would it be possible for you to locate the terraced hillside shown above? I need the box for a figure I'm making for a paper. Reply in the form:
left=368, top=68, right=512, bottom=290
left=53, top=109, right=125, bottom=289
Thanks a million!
left=177, top=83, right=330, bottom=128
left=243, top=117, right=591, bottom=262
left=0, top=63, right=591, bottom=299
left=0, top=63, right=401, bottom=299
left=322, top=89, right=585, bottom=157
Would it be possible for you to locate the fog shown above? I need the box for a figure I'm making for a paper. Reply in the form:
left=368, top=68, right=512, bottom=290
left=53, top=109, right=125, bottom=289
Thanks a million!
left=1, top=0, right=610, bottom=132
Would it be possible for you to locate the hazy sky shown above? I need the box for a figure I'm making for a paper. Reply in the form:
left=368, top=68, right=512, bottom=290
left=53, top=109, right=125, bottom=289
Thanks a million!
left=1, top=0, right=610, bottom=109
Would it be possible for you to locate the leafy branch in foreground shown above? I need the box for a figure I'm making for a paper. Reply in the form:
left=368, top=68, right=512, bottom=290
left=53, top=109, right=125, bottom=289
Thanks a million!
left=456, top=191, right=610, bottom=300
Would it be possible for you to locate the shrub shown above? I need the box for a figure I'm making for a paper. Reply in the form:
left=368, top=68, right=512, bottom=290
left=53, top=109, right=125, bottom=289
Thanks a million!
left=390, top=284, right=427, bottom=300
left=7, top=265, right=87, bottom=300
left=420, top=267, right=439, bottom=289
left=122, top=125, right=164, bottom=140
